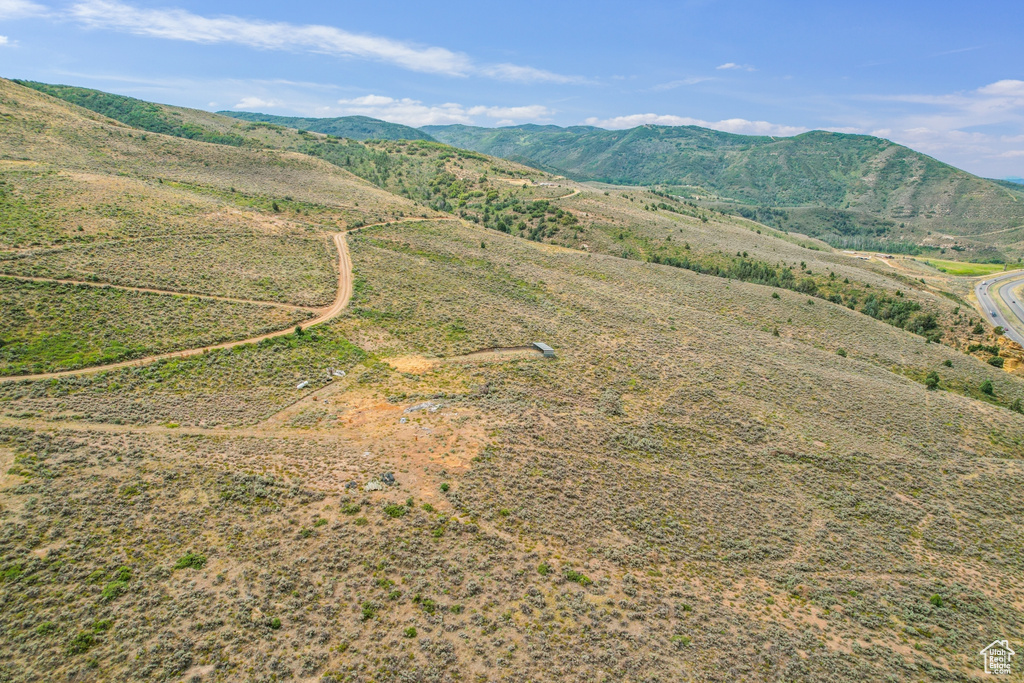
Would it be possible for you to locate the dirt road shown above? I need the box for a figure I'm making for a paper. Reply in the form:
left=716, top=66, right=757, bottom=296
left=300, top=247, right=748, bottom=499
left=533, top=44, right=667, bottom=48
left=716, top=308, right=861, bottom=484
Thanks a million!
left=0, top=219, right=442, bottom=383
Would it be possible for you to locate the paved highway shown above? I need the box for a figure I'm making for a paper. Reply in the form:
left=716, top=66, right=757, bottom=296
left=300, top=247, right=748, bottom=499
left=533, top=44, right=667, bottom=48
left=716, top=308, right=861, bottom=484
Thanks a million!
left=975, top=270, right=1024, bottom=347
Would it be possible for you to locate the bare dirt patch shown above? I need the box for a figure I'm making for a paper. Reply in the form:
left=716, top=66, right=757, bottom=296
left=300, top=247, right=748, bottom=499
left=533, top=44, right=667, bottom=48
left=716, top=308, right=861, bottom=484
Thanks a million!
left=388, top=355, right=439, bottom=374
left=0, top=446, right=23, bottom=493
left=252, top=378, right=489, bottom=501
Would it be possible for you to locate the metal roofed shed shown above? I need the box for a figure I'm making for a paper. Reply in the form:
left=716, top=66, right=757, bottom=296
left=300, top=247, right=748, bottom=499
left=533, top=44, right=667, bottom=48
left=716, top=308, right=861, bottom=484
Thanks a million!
left=533, top=342, right=555, bottom=357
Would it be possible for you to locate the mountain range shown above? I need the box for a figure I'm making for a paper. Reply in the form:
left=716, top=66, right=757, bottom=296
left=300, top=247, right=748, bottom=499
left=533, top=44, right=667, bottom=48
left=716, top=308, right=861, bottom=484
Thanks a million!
left=16, top=81, right=1024, bottom=262
left=423, top=123, right=1024, bottom=261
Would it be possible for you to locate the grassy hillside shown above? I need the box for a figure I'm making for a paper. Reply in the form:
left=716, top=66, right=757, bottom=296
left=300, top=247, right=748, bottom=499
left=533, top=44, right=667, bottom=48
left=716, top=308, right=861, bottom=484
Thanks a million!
left=0, top=77, right=424, bottom=372
left=2, top=78, right=1024, bottom=681
left=14, top=81, right=252, bottom=147
left=425, top=124, right=1024, bottom=262
left=5, top=79, right=1016, bottom=369
left=28, top=83, right=1018, bottom=262
left=219, top=111, right=435, bottom=141
left=3, top=218, right=1024, bottom=681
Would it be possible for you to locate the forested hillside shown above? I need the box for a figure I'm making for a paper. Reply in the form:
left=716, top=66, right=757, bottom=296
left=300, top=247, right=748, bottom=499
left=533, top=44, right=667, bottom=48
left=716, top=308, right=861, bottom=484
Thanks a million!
left=220, top=111, right=435, bottom=142
left=425, top=123, right=1024, bottom=262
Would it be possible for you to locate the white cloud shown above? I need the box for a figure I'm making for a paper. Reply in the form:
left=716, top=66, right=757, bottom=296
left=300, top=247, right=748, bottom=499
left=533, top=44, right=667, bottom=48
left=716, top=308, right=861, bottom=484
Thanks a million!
left=66, top=0, right=579, bottom=83
left=467, top=104, right=551, bottom=120
left=479, top=63, right=580, bottom=84
left=233, top=96, right=284, bottom=110
left=330, top=95, right=552, bottom=127
left=0, top=0, right=47, bottom=18
left=0, top=35, right=8, bottom=45
left=847, top=79, right=1024, bottom=175
left=584, top=113, right=806, bottom=137
left=716, top=62, right=756, bottom=72
left=977, top=79, right=1024, bottom=98
left=652, top=77, right=714, bottom=91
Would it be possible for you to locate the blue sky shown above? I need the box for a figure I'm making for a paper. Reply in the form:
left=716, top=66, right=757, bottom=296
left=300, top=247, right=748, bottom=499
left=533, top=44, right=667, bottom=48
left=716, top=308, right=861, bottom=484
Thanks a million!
left=2, top=0, right=1023, bottom=177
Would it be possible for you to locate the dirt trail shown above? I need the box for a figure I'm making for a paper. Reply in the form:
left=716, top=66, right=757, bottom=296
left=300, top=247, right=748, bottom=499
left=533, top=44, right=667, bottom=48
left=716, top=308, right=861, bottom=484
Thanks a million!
left=0, top=218, right=446, bottom=384
left=0, top=274, right=317, bottom=311
left=0, top=234, right=350, bottom=383
left=0, top=215, right=516, bottom=384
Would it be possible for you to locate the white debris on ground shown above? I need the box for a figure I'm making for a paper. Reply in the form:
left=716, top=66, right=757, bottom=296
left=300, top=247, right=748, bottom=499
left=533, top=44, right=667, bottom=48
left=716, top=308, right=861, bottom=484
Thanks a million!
left=362, top=472, right=397, bottom=492
left=404, top=401, right=442, bottom=414
left=296, top=380, right=309, bottom=389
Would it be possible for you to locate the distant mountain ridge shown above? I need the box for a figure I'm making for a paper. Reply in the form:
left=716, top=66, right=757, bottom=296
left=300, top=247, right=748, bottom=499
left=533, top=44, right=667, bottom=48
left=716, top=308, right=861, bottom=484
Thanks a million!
left=12, top=79, right=1024, bottom=261
left=422, top=123, right=1024, bottom=261
left=218, top=111, right=435, bottom=142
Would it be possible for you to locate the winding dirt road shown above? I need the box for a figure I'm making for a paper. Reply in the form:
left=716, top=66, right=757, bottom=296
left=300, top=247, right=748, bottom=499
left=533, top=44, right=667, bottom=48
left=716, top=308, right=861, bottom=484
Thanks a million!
left=0, top=219, right=447, bottom=384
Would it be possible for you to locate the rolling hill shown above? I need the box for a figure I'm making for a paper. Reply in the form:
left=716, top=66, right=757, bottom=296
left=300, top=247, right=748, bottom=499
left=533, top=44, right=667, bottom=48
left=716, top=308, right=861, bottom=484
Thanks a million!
left=23, top=81, right=1024, bottom=262
left=424, top=123, right=1024, bottom=262
left=218, top=111, right=436, bottom=142
left=14, top=81, right=435, bottom=144
left=2, top=78, right=1024, bottom=682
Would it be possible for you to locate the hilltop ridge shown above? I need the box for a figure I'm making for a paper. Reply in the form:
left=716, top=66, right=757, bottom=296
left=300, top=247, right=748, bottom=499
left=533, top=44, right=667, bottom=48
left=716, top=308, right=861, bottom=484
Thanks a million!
left=218, top=111, right=436, bottom=142
left=19, top=80, right=1024, bottom=262
left=424, top=123, right=1024, bottom=262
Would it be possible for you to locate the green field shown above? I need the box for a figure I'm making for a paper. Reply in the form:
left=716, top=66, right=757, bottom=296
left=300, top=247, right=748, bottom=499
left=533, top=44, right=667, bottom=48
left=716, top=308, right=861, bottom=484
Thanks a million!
left=917, top=258, right=1010, bottom=276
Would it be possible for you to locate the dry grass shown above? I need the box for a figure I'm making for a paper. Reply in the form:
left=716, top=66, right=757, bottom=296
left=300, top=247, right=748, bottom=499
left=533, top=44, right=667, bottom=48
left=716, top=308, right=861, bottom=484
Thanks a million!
left=2, top=232, right=338, bottom=306
left=0, top=278, right=312, bottom=375
left=2, top=80, right=1024, bottom=682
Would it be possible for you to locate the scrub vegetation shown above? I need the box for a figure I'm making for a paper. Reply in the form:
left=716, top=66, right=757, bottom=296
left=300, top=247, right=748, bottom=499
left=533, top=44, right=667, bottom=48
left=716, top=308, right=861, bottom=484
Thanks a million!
left=0, top=278, right=312, bottom=375
left=1, top=233, right=338, bottom=306
left=1, top=78, right=1024, bottom=682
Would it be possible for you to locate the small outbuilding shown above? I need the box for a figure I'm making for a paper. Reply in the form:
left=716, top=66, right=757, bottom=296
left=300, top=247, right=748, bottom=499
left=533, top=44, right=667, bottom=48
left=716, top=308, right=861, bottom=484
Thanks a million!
left=533, top=342, right=555, bottom=357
